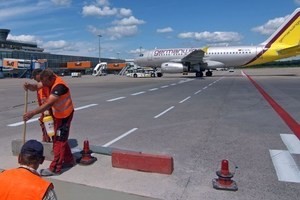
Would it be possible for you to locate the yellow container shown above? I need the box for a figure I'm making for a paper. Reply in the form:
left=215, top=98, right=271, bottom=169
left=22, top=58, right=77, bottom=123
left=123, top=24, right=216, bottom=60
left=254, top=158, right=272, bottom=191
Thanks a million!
left=43, top=115, right=55, bottom=137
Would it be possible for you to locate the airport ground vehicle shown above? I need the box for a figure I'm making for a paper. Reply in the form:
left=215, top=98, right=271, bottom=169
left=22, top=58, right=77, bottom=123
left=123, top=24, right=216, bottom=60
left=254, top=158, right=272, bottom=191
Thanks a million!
left=93, top=62, right=129, bottom=76
left=92, top=62, right=108, bottom=76
left=126, top=68, right=156, bottom=78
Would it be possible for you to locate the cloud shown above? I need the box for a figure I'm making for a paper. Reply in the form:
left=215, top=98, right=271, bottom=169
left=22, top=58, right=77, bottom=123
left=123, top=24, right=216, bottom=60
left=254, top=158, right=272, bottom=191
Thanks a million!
left=88, top=24, right=139, bottom=40
left=7, top=34, right=42, bottom=44
left=107, top=25, right=139, bottom=40
left=119, top=8, right=132, bottom=17
left=87, top=25, right=100, bottom=35
left=51, top=0, right=71, bottom=6
left=43, top=40, right=69, bottom=50
left=88, top=15, right=145, bottom=40
left=82, top=5, right=118, bottom=17
left=178, top=31, right=243, bottom=43
left=251, top=15, right=288, bottom=35
left=129, top=48, right=146, bottom=55
left=82, top=5, right=134, bottom=18
left=96, top=0, right=110, bottom=6
left=157, top=27, right=173, bottom=33
left=83, top=2, right=145, bottom=41
left=113, top=16, right=145, bottom=26
left=0, top=5, right=40, bottom=21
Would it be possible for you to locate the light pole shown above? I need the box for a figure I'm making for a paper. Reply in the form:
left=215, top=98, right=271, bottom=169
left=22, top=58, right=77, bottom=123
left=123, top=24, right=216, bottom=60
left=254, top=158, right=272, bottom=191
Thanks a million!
left=98, top=34, right=102, bottom=63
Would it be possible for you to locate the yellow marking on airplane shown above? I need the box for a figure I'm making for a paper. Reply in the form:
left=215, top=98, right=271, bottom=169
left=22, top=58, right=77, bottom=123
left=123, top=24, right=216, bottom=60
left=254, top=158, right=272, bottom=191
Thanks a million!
left=202, top=46, right=209, bottom=53
left=246, top=12, right=300, bottom=66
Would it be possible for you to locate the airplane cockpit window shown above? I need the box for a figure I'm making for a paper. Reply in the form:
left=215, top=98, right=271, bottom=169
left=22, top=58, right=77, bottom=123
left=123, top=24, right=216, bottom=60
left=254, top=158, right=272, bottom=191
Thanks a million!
left=139, top=54, right=144, bottom=57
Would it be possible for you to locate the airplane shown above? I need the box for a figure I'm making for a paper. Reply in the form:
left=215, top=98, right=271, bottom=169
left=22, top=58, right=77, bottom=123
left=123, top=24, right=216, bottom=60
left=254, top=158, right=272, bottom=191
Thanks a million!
left=134, top=8, right=300, bottom=77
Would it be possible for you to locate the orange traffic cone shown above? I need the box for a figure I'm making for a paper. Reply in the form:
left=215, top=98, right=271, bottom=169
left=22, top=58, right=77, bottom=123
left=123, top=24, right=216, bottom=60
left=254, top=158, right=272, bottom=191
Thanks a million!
left=79, top=139, right=97, bottom=165
left=212, top=159, right=238, bottom=191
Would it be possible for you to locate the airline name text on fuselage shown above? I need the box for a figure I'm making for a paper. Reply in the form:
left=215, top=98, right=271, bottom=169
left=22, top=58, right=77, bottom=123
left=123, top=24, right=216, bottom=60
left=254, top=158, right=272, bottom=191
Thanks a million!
left=153, top=48, right=197, bottom=56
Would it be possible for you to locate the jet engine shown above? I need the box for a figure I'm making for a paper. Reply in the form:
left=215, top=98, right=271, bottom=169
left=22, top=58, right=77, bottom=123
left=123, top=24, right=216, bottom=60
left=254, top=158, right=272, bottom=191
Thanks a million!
left=161, top=62, right=188, bottom=73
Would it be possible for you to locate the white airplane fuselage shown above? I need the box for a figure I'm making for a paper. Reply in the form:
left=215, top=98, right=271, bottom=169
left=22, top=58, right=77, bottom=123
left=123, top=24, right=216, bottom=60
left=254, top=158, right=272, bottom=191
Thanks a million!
left=134, top=8, right=300, bottom=77
left=135, top=46, right=265, bottom=68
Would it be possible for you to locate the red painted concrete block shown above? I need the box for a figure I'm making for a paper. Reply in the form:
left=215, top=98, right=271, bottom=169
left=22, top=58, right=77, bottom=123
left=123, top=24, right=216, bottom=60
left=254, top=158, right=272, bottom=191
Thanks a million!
left=112, top=150, right=174, bottom=175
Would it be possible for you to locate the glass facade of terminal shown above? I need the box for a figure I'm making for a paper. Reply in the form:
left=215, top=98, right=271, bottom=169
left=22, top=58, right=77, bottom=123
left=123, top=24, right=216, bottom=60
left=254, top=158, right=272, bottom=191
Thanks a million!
left=0, top=48, right=112, bottom=68
left=0, top=29, right=121, bottom=71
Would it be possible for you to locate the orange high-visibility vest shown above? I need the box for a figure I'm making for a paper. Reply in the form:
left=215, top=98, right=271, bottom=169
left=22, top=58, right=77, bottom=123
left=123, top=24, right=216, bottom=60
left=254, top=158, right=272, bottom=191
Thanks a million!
left=0, top=168, right=53, bottom=200
left=51, top=76, right=74, bottom=118
left=37, top=87, right=50, bottom=106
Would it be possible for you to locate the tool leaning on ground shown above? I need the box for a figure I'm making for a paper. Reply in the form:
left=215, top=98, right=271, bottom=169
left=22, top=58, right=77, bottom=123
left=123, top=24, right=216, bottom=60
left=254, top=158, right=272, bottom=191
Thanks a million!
left=23, top=90, right=28, bottom=145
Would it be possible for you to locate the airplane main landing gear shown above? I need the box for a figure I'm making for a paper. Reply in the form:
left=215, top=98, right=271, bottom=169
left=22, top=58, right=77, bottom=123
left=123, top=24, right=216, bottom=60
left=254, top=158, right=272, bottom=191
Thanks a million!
left=205, top=70, right=213, bottom=77
left=195, top=71, right=203, bottom=77
left=195, top=70, right=213, bottom=77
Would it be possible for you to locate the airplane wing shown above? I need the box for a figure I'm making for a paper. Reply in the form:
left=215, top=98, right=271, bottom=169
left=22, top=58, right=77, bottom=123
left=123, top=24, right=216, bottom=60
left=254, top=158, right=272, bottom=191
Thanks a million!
left=181, top=49, right=205, bottom=64
left=277, top=44, right=300, bottom=55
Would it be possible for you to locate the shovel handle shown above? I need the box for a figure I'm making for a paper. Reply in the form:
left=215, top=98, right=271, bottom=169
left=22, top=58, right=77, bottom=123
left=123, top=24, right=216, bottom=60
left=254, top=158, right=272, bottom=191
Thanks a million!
left=23, top=90, right=28, bottom=144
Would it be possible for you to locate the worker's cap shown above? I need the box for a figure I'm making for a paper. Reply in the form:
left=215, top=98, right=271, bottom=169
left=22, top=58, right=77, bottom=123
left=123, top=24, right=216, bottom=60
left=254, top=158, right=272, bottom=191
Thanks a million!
left=21, top=140, right=44, bottom=158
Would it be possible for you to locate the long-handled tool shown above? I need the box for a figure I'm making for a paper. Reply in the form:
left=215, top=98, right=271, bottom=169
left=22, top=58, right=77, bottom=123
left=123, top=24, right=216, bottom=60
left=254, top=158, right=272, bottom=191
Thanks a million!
left=23, top=90, right=28, bottom=144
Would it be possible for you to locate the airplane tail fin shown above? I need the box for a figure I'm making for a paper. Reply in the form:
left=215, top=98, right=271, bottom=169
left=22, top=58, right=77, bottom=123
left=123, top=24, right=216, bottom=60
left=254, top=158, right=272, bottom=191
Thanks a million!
left=260, top=8, right=300, bottom=48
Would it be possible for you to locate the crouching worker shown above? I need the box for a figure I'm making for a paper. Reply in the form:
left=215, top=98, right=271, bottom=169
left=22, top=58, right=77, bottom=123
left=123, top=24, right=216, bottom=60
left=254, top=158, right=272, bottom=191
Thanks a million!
left=0, top=140, right=57, bottom=200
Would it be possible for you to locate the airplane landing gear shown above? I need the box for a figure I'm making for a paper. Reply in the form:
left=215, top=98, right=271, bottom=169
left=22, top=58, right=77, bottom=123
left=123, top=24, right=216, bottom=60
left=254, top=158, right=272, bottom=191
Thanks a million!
left=196, top=71, right=203, bottom=77
left=206, top=70, right=213, bottom=77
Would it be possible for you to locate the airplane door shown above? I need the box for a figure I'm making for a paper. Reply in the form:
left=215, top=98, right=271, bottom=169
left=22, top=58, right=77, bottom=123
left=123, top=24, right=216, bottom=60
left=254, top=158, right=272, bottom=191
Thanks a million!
left=256, top=47, right=264, bottom=61
left=147, top=51, right=153, bottom=62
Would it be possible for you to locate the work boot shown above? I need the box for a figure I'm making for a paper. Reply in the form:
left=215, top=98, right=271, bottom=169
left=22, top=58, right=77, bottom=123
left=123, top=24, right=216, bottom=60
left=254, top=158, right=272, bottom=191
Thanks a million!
left=40, top=168, right=60, bottom=176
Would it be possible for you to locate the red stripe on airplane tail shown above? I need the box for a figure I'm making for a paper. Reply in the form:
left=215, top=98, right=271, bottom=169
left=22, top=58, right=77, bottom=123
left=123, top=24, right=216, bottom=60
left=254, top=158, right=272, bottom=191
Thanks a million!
left=246, top=73, right=300, bottom=140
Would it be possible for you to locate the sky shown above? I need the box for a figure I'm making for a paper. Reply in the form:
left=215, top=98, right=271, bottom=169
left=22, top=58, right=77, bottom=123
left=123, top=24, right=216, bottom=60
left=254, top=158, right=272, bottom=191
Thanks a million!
left=1, top=0, right=300, bottom=60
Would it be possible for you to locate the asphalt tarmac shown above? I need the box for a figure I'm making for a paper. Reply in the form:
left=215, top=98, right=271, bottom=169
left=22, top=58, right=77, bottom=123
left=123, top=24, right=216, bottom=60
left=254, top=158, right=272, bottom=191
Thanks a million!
left=1, top=68, right=300, bottom=200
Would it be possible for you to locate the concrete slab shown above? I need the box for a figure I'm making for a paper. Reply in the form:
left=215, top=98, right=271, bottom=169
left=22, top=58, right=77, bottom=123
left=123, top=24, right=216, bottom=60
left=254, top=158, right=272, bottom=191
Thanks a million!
left=47, top=178, right=161, bottom=200
left=12, top=139, right=54, bottom=161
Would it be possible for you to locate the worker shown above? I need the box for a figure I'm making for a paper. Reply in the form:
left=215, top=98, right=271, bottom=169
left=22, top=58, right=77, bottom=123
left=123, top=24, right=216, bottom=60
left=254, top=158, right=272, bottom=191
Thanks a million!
left=23, top=69, right=75, bottom=176
left=31, top=69, right=51, bottom=142
left=0, top=139, right=57, bottom=199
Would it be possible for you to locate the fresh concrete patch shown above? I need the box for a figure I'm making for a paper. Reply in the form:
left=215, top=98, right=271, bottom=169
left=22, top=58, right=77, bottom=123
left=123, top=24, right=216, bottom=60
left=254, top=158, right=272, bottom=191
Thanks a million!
left=11, top=139, right=54, bottom=161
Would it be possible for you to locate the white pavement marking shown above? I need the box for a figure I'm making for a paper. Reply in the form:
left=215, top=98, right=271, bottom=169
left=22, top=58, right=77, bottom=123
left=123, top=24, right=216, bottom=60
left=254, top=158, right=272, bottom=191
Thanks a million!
left=102, top=128, right=138, bottom=147
left=179, top=96, right=191, bottom=104
left=8, top=118, right=38, bottom=127
left=280, top=134, right=300, bottom=154
left=131, top=91, right=145, bottom=96
left=241, top=70, right=246, bottom=77
left=106, top=97, right=126, bottom=102
left=269, top=150, right=300, bottom=183
left=7, top=103, right=98, bottom=127
left=154, top=106, right=175, bottom=119
left=75, top=104, right=98, bottom=111
left=149, top=88, right=158, bottom=91
left=194, top=89, right=202, bottom=95
left=161, top=85, right=169, bottom=88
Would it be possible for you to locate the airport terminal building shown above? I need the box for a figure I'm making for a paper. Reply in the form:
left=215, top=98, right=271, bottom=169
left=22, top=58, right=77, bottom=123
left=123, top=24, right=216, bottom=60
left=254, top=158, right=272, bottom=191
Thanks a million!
left=0, top=28, right=121, bottom=76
